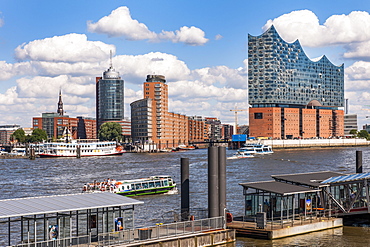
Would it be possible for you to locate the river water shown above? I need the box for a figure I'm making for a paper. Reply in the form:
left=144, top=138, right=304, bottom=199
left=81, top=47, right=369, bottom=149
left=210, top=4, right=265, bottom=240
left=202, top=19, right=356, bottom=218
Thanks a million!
left=1, top=146, right=370, bottom=246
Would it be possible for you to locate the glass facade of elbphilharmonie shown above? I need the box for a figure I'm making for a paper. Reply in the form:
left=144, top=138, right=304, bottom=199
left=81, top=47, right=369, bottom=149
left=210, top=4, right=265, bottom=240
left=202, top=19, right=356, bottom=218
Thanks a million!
left=248, top=25, right=344, bottom=109
left=248, top=26, right=344, bottom=139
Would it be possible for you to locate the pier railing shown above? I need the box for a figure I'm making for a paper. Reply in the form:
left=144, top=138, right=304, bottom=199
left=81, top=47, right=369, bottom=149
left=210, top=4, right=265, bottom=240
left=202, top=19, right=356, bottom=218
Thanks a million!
left=98, top=216, right=225, bottom=246
left=9, top=234, right=90, bottom=247
left=236, top=209, right=338, bottom=230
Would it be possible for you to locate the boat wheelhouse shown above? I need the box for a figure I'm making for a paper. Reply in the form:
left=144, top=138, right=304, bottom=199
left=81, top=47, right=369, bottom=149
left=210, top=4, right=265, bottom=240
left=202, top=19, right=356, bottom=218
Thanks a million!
left=83, top=176, right=177, bottom=196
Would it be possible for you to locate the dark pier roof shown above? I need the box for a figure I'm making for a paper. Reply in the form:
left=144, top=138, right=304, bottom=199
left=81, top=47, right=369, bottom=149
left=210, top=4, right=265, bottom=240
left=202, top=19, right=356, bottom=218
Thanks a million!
left=239, top=181, right=319, bottom=195
left=0, top=192, right=143, bottom=219
left=271, top=171, right=344, bottom=188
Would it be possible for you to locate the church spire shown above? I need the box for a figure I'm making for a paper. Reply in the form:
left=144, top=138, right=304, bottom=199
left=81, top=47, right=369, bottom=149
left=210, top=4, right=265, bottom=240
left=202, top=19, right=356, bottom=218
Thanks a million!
left=57, top=89, right=64, bottom=116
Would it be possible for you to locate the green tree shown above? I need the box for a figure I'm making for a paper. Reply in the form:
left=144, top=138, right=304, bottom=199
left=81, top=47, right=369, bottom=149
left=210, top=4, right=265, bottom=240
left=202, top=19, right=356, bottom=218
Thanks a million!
left=357, top=130, right=370, bottom=140
left=349, top=129, right=358, bottom=136
left=98, top=122, right=122, bottom=141
left=11, top=128, right=26, bottom=143
left=31, top=128, right=48, bottom=142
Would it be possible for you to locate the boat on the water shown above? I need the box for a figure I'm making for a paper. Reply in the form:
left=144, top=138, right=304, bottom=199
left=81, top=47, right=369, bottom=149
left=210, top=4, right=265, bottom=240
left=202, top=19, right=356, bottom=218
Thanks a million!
left=176, top=144, right=196, bottom=151
left=37, top=140, right=125, bottom=158
left=238, top=143, right=273, bottom=155
left=83, top=175, right=177, bottom=196
left=227, top=151, right=254, bottom=159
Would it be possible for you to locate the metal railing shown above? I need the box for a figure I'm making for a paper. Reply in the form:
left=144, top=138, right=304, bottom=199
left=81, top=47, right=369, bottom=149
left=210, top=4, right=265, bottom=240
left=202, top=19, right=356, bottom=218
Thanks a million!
left=98, top=216, right=225, bottom=246
left=10, top=234, right=90, bottom=247
left=237, top=209, right=338, bottom=230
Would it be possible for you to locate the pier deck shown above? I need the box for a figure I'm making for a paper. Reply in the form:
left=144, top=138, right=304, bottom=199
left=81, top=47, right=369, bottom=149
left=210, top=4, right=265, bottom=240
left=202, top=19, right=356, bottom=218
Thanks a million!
left=227, top=217, right=342, bottom=239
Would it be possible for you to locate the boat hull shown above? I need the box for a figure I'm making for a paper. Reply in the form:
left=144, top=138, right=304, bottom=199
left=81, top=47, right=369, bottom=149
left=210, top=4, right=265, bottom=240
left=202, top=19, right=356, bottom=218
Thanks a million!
left=38, top=151, right=125, bottom=158
left=115, top=186, right=177, bottom=196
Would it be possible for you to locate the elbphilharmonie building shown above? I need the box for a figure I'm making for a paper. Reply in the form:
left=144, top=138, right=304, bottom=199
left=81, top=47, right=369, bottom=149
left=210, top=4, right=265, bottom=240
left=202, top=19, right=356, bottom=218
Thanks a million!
left=248, top=25, right=344, bottom=139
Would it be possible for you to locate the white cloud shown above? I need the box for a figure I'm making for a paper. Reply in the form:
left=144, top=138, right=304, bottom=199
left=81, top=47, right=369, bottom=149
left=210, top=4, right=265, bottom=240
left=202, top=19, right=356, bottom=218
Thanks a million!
left=159, top=26, right=208, bottom=46
left=15, top=33, right=115, bottom=62
left=263, top=10, right=370, bottom=48
left=191, top=65, right=247, bottom=88
left=87, top=7, right=157, bottom=40
left=345, top=61, right=370, bottom=81
left=0, top=17, right=4, bottom=28
left=215, top=34, right=223, bottom=40
left=87, top=6, right=208, bottom=46
left=114, top=52, right=191, bottom=82
left=343, top=41, right=370, bottom=59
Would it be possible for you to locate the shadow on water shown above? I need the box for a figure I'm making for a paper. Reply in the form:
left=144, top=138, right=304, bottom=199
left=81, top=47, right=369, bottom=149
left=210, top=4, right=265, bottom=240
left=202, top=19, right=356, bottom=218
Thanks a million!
left=1, top=146, right=370, bottom=245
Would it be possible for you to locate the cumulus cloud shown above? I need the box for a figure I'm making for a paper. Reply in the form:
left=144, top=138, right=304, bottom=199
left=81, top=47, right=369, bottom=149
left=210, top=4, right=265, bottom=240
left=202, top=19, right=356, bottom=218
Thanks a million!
left=345, top=61, right=370, bottom=81
left=15, top=33, right=115, bottom=62
left=159, top=26, right=208, bottom=46
left=343, top=41, right=370, bottom=60
left=87, top=6, right=208, bottom=46
left=16, top=75, right=95, bottom=99
left=114, top=52, right=191, bottom=81
left=263, top=10, right=370, bottom=48
left=168, top=80, right=247, bottom=102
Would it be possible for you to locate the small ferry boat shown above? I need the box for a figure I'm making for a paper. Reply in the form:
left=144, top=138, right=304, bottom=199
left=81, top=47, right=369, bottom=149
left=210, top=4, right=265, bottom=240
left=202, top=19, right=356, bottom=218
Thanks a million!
left=83, top=176, right=177, bottom=196
left=227, top=151, right=254, bottom=159
left=239, top=143, right=273, bottom=155
left=37, top=140, right=125, bottom=158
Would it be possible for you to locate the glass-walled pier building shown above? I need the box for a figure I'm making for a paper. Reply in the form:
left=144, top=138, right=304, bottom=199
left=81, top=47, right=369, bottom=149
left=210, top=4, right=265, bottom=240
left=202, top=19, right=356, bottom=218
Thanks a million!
left=248, top=25, right=344, bottom=139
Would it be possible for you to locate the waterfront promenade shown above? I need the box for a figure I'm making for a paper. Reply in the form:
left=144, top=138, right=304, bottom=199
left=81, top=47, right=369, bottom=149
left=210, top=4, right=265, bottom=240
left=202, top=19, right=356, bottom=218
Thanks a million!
left=258, top=138, right=369, bottom=149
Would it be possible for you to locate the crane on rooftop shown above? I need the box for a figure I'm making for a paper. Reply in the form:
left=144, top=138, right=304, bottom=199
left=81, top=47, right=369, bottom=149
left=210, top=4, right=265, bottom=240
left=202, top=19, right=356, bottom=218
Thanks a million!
left=230, top=107, right=248, bottom=134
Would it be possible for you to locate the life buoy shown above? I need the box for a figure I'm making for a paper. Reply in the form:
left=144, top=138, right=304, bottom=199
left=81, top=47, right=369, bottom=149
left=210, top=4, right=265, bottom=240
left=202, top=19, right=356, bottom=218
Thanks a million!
left=226, top=212, right=233, bottom=223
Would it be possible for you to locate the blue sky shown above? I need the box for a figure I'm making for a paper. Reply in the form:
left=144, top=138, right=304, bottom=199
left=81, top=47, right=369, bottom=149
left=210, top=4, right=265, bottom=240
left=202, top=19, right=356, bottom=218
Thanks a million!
left=1, top=0, right=370, bottom=129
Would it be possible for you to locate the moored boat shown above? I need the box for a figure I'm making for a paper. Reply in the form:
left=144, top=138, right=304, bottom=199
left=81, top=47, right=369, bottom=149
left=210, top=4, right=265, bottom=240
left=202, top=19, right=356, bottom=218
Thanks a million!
left=37, top=140, right=125, bottom=158
left=83, top=175, right=177, bottom=196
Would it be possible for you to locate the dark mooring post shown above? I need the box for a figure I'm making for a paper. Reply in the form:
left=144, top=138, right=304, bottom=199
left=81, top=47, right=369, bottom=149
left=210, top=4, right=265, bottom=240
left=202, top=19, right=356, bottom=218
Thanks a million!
left=181, top=157, right=190, bottom=221
left=208, top=146, right=219, bottom=218
left=218, top=146, right=226, bottom=217
left=356, top=150, right=363, bottom=173
left=76, top=146, right=81, bottom=158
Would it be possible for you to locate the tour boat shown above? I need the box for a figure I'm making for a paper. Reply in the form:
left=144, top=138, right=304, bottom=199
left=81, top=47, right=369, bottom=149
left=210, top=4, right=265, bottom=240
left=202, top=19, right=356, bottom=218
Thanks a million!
left=83, top=175, right=177, bottom=196
left=37, top=140, right=125, bottom=158
left=227, top=151, right=254, bottom=159
left=238, top=143, right=273, bottom=155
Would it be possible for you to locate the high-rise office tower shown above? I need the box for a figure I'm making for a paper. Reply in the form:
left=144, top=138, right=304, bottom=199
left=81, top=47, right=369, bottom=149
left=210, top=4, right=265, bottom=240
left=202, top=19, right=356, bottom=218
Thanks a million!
left=248, top=26, right=344, bottom=139
left=96, top=58, right=124, bottom=132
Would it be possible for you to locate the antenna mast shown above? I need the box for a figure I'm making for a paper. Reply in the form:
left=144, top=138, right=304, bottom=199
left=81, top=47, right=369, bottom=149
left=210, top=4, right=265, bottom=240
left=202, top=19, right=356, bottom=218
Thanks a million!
left=109, top=50, right=113, bottom=68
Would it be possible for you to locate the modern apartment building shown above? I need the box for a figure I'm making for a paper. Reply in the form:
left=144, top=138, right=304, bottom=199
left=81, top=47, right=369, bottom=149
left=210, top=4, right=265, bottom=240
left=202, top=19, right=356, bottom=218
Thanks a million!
left=131, top=75, right=189, bottom=149
left=248, top=25, right=344, bottom=139
left=96, top=61, right=125, bottom=132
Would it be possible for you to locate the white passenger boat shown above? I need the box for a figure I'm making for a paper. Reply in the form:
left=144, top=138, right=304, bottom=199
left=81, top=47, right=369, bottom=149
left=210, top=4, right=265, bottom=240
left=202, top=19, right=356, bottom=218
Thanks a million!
left=239, top=143, right=273, bottom=155
left=83, top=175, right=177, bottom=196
left=38, top=140, right=125, bottom=158
left=227, top=151, right=254, bottom=159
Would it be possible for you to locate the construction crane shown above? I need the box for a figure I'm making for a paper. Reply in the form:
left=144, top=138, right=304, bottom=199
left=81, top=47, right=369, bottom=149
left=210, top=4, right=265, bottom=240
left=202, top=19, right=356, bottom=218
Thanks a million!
left=230, top=107, right=248, bottom=134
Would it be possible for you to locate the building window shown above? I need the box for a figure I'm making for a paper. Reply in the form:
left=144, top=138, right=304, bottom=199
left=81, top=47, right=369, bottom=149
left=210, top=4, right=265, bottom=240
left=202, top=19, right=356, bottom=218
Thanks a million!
left=254, top=113, right=263, bottom=119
